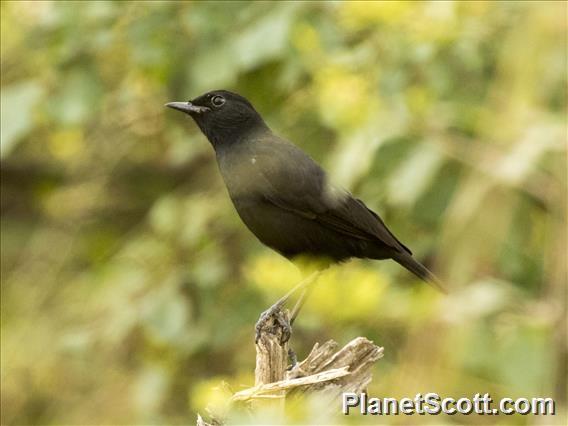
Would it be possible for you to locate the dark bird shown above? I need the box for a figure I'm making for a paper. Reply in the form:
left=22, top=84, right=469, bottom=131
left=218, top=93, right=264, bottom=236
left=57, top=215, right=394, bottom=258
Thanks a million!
left=166, top=90, right=444, bottom=337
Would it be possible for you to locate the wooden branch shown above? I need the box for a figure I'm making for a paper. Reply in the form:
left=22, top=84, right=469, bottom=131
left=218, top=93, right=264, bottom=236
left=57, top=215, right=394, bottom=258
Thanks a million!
left=197, top=307, right=384, bottom=425
left=252, top=308, right=290, bottom=414
left=231, top=367, right=350, bottom=401
left=196, top=414, right=220, bottom=426
left=235, top=336, right=383, bottom=403
left=287, top=337, right=384, bottom=395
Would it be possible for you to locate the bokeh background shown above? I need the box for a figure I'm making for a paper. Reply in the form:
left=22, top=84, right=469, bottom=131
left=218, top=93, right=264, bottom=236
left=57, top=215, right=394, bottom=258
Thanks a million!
left=1, top=1, right=566, bottom=425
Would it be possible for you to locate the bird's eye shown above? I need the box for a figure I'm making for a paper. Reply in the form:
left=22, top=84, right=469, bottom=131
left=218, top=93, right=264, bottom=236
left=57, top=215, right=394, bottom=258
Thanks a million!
left=211, top=95, right=225, bottom=107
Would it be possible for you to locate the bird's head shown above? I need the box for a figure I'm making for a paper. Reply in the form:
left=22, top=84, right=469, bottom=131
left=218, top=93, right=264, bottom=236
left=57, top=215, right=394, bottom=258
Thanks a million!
left=166, top=90, right=268, bottom=148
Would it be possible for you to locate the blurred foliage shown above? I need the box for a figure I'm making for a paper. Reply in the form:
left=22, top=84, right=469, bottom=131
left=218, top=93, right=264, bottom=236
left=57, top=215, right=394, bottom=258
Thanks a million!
left=1, top=1, right=566, bottom=425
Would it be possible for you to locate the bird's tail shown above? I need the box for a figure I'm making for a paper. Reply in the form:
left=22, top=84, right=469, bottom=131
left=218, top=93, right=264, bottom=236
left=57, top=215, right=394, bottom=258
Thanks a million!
left=392, top=253, right=447, bottom=293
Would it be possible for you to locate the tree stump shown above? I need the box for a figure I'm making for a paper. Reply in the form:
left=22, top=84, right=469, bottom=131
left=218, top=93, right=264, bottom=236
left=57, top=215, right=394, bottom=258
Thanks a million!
left=197, top=306, right=384, bottom=424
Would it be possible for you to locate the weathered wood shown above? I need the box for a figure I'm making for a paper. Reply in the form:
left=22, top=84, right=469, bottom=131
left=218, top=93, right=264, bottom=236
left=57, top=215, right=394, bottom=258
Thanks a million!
left=232, top=367, right=351, bottom=401
left=252, top=308, right=289, bottom=414
left=254, top=309, right=290, bottom=386
left=289, top=337, right=383, bottom=397
left=197, top=309, right=384, bottom=425
left=234, top=336, right=383, bottom=403
left=196, top=414, right=218, bottom=426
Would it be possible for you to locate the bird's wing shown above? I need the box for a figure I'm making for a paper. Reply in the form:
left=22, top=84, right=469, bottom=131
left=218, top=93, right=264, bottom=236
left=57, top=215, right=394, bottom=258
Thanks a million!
left=254, top=140, right=412, bottom=255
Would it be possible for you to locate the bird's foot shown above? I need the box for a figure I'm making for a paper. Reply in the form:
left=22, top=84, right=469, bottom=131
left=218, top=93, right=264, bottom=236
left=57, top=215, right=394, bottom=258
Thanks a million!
left=254, top=303, right=291, bottom=345
left=254, top=271, right=324, bottom=345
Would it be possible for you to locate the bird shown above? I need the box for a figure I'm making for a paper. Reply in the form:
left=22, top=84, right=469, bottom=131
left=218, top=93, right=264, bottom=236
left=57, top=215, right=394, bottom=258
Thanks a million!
left=166, top=90, right=444, bottom=340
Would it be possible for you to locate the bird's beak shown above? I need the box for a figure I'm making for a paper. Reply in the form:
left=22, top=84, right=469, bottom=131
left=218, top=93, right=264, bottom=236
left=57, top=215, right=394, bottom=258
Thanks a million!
left=165, top=101, right=210, bottom=114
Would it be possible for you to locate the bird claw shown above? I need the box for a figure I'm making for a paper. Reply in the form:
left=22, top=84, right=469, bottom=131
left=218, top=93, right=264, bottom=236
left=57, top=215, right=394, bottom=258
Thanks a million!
left=255, top=304, right=292, bottom=345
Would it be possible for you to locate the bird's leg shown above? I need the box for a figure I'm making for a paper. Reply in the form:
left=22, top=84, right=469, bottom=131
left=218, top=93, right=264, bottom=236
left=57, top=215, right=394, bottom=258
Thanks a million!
left=287, top=278, right=320, bottom=368
left=289, top=282, right=316, bottom=326
left=285, top=290, right=312, bottom=370
left=255, top=270, right=321, bottom=343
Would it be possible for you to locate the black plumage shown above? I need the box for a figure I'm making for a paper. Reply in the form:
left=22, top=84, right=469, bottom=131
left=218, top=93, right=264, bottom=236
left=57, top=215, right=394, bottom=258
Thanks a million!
left=166, top=90, right=443, bottom=291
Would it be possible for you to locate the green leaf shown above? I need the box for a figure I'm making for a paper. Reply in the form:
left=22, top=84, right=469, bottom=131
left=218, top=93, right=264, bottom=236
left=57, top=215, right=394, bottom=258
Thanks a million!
left=386, top=142, right=444, bottom=206
left=190, top=43, right=237, bottom=92
left=1, top=81, right=43, bottom=157
left=233, top=4, right=297, bottom=71
left=47, top=70, right=102, bottom=126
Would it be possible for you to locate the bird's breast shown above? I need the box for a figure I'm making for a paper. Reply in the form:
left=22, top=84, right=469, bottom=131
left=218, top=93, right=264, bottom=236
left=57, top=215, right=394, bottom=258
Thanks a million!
left=216, top=146, right=269, bottom=200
